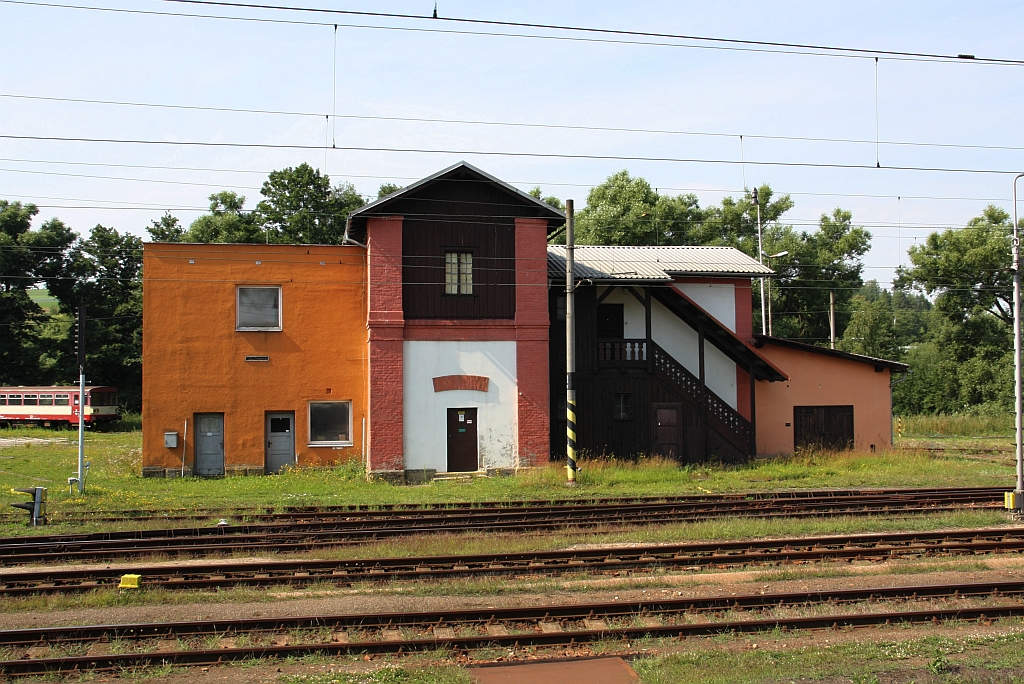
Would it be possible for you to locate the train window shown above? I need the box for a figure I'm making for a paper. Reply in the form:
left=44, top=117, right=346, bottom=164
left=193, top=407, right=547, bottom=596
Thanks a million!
left=0, top=395, right=5, bottom=405
left=55, top=395, right=69, bottom=406
left=91, top=393, right=118, bottom=407
left=23, top=395, right=38, bottom=406
left=39, top=395, right=54, bottom=406
left=73, top=394, right=79, bottom=406
left=308, top=401, right=352, bottom=446
left=8, top=395, right=22, bottom=406
left=237, top=286, right=282, bottom=331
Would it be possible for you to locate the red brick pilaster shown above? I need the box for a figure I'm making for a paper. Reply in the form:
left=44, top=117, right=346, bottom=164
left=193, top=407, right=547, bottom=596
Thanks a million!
left=514, top=218, right=551, bottom=466
left=366, top=216, right=405, bottom=473
left=735, top=280, right=754, bottom=421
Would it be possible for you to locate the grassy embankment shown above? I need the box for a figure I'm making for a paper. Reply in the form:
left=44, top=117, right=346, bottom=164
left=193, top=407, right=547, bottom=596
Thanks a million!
left=0, top=413, right=1015, bottom=540
left=0, top=419, right=1015, bottom=516
left=278, top=627, right=1024, bottom=684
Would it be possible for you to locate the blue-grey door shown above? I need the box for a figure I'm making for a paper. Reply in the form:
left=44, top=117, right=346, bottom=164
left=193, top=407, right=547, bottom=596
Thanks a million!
left=265, top=412, right=295, bottom=474
left=194, top=413, right=224, bottom=476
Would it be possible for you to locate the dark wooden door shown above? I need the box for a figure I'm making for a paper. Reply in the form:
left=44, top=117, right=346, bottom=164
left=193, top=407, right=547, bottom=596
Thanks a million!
left=597, top=304, right=624, bottom=338
left=794, top=405, right=854, bottom=450
left=652, top=403, right=682, bottom=461
left=447, top=408, right=479, bottom=472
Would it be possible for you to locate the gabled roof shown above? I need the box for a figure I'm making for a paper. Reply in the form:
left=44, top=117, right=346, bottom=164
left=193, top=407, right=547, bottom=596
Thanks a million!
left=547, top=245, right=773, bottom=282
left=347, top=161, right=565, bottom=240
left=752, top=334, right=909, bottom=373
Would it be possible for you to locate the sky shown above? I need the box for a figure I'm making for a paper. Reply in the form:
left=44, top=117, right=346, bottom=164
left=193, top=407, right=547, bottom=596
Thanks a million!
left=3, top=0, right=1024, bottom=286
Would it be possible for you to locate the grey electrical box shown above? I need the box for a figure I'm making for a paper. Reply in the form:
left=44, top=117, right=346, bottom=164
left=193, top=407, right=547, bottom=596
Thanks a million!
left=164, top=431, right=179, bottom=448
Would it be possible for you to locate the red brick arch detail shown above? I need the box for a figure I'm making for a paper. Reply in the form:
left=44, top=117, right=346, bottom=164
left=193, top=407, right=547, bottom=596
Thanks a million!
left=432, top=375, right=489, bottom=393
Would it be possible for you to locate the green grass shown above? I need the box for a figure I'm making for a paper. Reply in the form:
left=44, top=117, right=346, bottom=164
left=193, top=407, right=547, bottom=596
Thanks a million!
left=0, top=427, right=1017, bottom=534
left=898, top=412, right=1015, bottom=437
left=26, top=288, right=57, bottom=311
left=634, top=629, right=1024, bottom=684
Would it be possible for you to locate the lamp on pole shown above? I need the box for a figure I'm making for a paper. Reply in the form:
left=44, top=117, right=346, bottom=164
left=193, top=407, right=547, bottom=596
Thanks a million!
left=763, top=251, right=788, bottom=337
left=1012, top=174, right=1024, bottom=512
left=752, top=188, right=766, bottom=335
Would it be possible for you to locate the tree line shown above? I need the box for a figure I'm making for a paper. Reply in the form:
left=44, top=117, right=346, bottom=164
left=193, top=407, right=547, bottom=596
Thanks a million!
left=0, top=164, right=1015, bottom=416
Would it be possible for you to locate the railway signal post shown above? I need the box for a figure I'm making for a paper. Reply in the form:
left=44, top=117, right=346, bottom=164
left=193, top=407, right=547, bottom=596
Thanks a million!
left=73, top=306, right=86, bottom=494
left=1012, top=175, right=1024, bottom=514
left=565, top=199, right=577, bottom=487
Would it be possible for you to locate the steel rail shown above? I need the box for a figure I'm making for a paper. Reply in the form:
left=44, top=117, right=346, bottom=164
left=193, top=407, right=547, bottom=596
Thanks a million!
left=2, top=526, right=1023, bottom=595
left=0, top=499, right=1004, bottom=566
left=3, top=493, right=1002, bottom=543
left=0, top=486, right=1006, bottom=526
left=2, top=581, right=1024, bottom=675
left=0, top=491, right=1007, bottom=565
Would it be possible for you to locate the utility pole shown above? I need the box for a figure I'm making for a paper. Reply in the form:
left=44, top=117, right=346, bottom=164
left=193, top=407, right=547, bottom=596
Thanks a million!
left=829, top=291, right=836, bottom=350
left=1012, top=175, right=1024, bottom=512
left=753, top=188, right=766, bottom=335
left=565, top=199, right=578, bottom=487
left=75, top=306, right=86, bottom=494
left=764, top=251, right=788, bottom=337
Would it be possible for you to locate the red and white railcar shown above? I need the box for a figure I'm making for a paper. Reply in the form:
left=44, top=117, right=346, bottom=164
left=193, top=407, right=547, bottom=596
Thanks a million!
left=0, top=386, right=120, bottom=428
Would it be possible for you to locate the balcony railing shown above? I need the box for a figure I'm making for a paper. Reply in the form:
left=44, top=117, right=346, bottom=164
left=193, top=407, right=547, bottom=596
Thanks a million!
left=596, top=339, right=648, bottom=367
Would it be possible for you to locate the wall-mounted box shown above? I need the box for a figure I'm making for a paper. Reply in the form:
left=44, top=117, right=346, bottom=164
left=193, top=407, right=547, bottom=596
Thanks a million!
left=164, top=431, right=179, bottom=448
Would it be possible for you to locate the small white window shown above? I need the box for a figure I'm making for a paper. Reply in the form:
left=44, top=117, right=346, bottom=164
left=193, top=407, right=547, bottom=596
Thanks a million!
left=445, top=252, right=473, bottom=295
left=55, top=394, right=69, bottom=406
left=237, top=286, right=282, bottom=331
left=308, top=401, right=352, bottom=446
left=39, top=395, right=54, bottom=406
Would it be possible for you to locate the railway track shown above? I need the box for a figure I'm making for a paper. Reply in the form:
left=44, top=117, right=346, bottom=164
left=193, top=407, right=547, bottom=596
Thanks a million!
left=0, top=488, right=1006, bottom=565
left=2, top=579, right=1023, bottom=675
left=0, top=486, right=1006, bottom=526
left=2, top=526, right=1023, bottom=595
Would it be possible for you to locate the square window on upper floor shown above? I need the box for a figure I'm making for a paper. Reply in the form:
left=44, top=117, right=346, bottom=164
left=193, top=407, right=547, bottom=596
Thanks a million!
left=237, top=286, right=282, bottom=331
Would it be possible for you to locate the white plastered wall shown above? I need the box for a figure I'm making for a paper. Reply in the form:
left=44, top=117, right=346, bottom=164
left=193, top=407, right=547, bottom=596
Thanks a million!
left=674, top=282, right=736, bottom=332
left=403, top=340, right=518, bottom=472
left=597, top=287, right=738, bottom=408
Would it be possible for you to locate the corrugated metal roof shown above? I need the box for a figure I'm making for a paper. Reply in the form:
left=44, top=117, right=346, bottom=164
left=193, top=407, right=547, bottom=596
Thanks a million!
left=547, top=245, right=773, bottom=281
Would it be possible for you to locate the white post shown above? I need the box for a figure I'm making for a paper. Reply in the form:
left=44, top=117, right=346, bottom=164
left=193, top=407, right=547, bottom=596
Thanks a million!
left=829, top=291, right=837, bottom=350
left=1013, top=174, right=1024, bottom=509
left=77, top=372, right=85, bottom=494
left=76, top=306, right=85, bottom=494
left=753, top=188, right=766, bottom=335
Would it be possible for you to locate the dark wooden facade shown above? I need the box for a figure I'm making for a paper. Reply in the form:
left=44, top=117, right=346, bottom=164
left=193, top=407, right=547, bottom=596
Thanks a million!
left=549, top=283, right=761, bottom=465
left=350, top=165, right=563, bottom=320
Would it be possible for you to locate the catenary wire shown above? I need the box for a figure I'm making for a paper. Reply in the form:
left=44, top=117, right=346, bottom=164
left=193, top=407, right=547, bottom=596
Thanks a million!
left=4, top=0, right=1019, bottom=66
left=3, top=135, right=1023, bottom=176
left=4, top=93, right=1023, bottom=154
left=1, top=157, right=1014, bottom=204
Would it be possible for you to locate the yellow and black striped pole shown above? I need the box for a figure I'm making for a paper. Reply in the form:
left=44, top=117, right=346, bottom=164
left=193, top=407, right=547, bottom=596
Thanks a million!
left=565, top=199, right=578, bottom=486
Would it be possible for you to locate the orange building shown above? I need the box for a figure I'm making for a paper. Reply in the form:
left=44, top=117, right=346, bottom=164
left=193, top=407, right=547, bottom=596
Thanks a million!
left=142, top=243, right=367, bottom=476
left=752, top=336, right=908, bottom=455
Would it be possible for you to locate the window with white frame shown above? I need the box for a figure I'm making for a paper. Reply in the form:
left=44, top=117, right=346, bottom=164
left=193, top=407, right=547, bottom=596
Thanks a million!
left=444, top=252, right=473, bottom=295
left=236, top=286, right=282, bottom=331
left=308, top=401, right=352, bottom=446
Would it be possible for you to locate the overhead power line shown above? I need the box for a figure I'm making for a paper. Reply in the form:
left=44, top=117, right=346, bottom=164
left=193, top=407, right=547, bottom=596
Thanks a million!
left=4, top=93, right=1023, bottom=154
left=3, top=0, right=1019, bottom=66
left=153, top=0, right=1024, bottom=66
left=1, top=157, right=1014, bottom=204
left=4, top=134, right=1023, bottom=176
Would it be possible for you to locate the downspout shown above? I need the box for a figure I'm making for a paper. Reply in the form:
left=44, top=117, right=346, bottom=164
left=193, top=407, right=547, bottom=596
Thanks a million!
left=342, top=216, right=367, bottom=248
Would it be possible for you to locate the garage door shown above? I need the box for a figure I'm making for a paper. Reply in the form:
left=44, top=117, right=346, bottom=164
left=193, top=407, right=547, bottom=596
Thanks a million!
left=793, top=405, right=854, bottom=451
